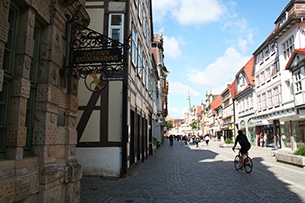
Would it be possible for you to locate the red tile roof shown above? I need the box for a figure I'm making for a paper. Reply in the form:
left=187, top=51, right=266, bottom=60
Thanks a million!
left=211, top=95, right=222, bottom=114
left=234, top=56, right=255, bottom=97
left=285, top=48, right=305, bottom=70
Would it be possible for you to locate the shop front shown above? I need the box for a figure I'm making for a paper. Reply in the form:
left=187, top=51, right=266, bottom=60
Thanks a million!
left=279, top=120, right=305, bottom=150
left=247, top=119, right=256, bottom=144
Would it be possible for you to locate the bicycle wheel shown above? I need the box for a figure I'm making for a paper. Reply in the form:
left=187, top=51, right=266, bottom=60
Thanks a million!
left=234, top=155, right=241, bottom=170
left=244, top=157, right=253, bottom=173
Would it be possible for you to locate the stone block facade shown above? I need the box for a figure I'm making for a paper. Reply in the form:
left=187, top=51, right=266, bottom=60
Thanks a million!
left=0, top=0, right=89, bottom=202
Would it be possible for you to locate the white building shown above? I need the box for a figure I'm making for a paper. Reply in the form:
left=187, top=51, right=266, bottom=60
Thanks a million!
left=252, top=0, right=305, bottom=150
left=234, top=57, right=256, bottom=143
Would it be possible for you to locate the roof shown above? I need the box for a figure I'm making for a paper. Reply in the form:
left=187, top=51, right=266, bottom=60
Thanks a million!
left=234, top=56, right=255, bottom=97
left=211, top=95, right=222, bottom=114
left=285, top=48, right=305, bottom=70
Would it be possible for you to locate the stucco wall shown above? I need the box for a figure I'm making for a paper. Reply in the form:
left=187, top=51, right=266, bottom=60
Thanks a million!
left=76, top=147, right=122, bottom=177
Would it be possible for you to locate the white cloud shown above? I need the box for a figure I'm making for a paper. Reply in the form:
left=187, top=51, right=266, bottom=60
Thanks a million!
left=169, top=81, right=201, bottom=97
left=168, top=106, right=185, bottom=119
left=163, top=36, right=183, bottom=59
left=187, top=47, right=250, bottom=94
left=152, top=0, right=178, bottom=23
left=152, top=0, right=225, bottom=26
left=172, top=0, right=225, bottom=25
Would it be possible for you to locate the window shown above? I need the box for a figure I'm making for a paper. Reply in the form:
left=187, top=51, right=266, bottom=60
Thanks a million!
left=25, top=23, right=41, bottom=151
left=131, top=26, right=137, bottom=66
left=260, top=72, right=265, bottom=85
left=265, top=67, right=271, bottom=82
left=271, top=61, right=280, bottom=77
left=138, top=0, right=143, bottom=24
left=137, top=43, right=142, bottom=77
left=264, top=46, right=270, bottom=60
left=239, top=73, right=245, bottom=88
left=283, top=36, right=294, bottom=60
left=0, top=6, right=18, bottom=155
left=108, top=14, right=124, bottom=43
left=257, top=95, right=261, bottom=111
left=262, top=93, right=266, bottom=110
left=142, top=58, right=147, bottom=85
left=256, top=52, right=263, bottom=65
left=295, top=70, right=302, bottom=92
left=267, top=90, right=273, bottom=109
left=274, top=86, right=281, bottom=107
left=270, top=43, right=277, bottom=55
left=256, top=75, right=260, bottom=87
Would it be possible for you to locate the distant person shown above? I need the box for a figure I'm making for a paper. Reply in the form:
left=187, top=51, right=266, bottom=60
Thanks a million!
left=205, top=135, right=210, bottom=146
left=232, top=130, right=251, bottom=169
left=169, top=135, right=173, bottom=146
left=259, top=132, right=264, bottom=147
left=195, top=136, right=199, bottom=147
left=264, top=133, right=267, bottom=147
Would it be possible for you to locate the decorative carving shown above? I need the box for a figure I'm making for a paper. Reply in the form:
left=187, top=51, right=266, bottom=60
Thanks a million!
left=50, top=113, right=56, bottom=124
left=36, top=84, right=60, bottom=105
left=33, top=126, right=58, bottom=145
left=0, top=180, right=14, bottom=203
left=11, top=78, right=31, bottom=98
left=0, top=18, right=9, bottom=42
left=6, top=126, right=26, bottom=146
left=0, top=0, right=10, bottom=18
left=48, top=146, right=55, bottom=157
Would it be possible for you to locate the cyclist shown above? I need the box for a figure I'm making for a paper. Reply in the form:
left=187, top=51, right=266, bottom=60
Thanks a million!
left=232, top=130, right=251, bottom=168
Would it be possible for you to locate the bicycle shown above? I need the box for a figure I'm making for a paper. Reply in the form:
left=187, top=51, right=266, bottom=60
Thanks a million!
left=233, top=148, right=253, bottom=173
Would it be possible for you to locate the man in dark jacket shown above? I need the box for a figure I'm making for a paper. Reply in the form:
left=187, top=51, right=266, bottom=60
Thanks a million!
left=232, top=130, right=251, bottom=168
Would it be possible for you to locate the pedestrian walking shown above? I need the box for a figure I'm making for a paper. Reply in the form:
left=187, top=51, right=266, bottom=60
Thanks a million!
left=169, top=135, right=173, bottom=146
left=195, top=136, right=199, bottom=147
left=205, top=134, right=210, bottom=146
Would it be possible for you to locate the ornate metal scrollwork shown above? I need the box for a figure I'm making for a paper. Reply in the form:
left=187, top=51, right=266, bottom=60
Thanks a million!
left=70, top=22, right=129, bottom=92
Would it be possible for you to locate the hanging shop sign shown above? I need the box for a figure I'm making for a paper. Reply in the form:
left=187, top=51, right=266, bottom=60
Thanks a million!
left=73, top=48, right=122, bottom=65
left=68, top=21, right=129, bottom=92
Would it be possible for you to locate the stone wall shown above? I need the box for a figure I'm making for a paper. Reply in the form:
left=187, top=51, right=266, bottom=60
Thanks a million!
left=0, top=0, right=89, bottom=202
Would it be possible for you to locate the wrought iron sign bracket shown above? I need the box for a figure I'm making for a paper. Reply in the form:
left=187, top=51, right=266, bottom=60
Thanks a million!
left=65, top=19, right=130, bottom=92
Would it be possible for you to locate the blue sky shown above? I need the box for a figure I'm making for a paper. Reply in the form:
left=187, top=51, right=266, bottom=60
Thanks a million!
left=152, top=0, right=290, bottom=119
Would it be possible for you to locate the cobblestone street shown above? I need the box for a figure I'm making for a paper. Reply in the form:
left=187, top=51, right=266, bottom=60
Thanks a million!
left=81, top=139, right=305, bottom=203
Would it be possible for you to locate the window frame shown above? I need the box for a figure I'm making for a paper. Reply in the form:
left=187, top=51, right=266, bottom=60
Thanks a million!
left=294, top=70, right=302, bottom=93
left=108, top=14, right=124, bottom=43
left=0, top=5, right=19, bottom=155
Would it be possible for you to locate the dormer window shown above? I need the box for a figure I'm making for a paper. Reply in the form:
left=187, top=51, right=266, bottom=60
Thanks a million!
left=239, top=73, right=245, bottom=88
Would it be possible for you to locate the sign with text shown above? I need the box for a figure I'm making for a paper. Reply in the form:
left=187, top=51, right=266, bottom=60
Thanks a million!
left=73, top=48, right=122, bottom=65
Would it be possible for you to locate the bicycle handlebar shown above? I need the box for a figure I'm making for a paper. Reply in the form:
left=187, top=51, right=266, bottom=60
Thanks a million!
left=232, top=147, right=241, bottom=152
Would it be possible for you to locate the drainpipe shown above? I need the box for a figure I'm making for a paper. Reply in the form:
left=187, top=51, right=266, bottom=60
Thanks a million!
left=233, top=98, right=236, bottom=137
left=290, top=120, right=294, bottom=151
left=121, top=0, right=130, bottom=178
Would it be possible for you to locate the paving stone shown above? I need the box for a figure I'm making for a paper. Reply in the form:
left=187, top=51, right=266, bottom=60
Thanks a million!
left=81, top=140, right=305, bottom=203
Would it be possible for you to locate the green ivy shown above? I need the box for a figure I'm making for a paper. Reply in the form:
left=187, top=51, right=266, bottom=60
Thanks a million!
left=294, top=145, right=305, bottom=156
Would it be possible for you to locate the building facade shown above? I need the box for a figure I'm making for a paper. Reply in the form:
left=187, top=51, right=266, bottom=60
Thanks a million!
left=234, top=57, right=256, bottom=144
left=152, top=33, right=169, bottom=144
left=252, top=0, right=305, bottom=150
left=0, top=0, right=89, bottom=202
left=220, top=84, right=235, bottom=140
left=75, top=0, right=168, bottom=178
left=202, top=0, right=305, bottom=151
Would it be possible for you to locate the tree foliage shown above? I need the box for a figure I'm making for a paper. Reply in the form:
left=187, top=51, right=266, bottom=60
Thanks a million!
left=166, top=120, right=173, bottom=130
left=189, top=120, right=198, bottom=130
